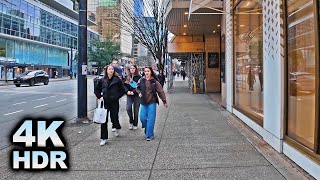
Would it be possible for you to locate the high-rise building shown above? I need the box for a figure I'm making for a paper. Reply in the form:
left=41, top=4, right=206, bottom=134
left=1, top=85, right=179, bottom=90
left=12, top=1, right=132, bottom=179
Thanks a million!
left=0, top=0, right=99, bottom=80
left=131, top=0, right=154, bottom=67
left=88, top=0, right=132, bottom=55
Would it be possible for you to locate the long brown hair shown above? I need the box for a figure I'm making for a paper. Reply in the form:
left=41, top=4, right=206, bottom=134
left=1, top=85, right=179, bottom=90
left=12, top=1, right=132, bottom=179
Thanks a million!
left=128, top=64, right=139, bottom=77
left=144, top=67, right=159, bottom=81
left=104, top=65, right=119, bottom=80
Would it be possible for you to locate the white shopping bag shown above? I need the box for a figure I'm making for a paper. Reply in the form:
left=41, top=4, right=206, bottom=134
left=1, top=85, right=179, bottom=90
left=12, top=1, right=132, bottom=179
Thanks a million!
left=93, top=99, right=107, bottom=124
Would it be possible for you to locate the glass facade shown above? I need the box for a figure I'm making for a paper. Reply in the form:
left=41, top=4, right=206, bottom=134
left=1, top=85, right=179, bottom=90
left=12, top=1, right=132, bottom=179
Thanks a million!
left=0, top=0, right=77, bottom=49
left=0, top=37, right=68, bottom=66
left=0, top=0, right=99, bottom=79
left=286, top=0, right=317, bottom=150
left=233, top=0, right=264, bottom=123
left=0, top=0, right=99, bottom=49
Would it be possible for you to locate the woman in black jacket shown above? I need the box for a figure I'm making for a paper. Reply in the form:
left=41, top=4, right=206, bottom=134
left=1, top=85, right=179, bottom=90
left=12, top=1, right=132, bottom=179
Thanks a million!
left=94, top=65, right=125, bottom=146
left=124, top=65, right=141, bottom=130
left=157, top=70, right=166, bottom=88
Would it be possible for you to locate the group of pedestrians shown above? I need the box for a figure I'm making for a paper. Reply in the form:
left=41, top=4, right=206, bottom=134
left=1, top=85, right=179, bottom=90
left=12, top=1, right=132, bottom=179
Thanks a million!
left=94, top=60, right=168, bottom=146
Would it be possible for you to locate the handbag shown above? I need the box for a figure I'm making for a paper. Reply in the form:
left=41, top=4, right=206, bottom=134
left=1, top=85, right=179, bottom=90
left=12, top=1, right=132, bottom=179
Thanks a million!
left=93, top=99, right=107, bottom=124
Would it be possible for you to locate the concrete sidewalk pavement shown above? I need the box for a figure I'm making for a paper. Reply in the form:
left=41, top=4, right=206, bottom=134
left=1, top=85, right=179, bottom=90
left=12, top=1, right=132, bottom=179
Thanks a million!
left=0, top=81, right=313, bottom=180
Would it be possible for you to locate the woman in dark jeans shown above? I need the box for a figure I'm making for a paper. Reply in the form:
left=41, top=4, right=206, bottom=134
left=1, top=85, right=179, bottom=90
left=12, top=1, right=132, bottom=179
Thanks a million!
left=94, top=65, right=125, bottom=146
left=124, top=65, right=141, bottom=130
left=157, top=70, right=166, bottom=88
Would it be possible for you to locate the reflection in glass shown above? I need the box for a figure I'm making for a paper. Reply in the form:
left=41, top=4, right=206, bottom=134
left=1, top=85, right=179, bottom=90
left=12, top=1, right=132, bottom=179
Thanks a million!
left=0, top=38, right=6, bottom=57
left=234, top=0, right=264, bottom=122
left=20, top=1, right=27, bottom=18
left=0, top=0, right=96, bottom=56
left=287, top=0, right=316, bottom=149
left=6, top=40, right=14, bottom=58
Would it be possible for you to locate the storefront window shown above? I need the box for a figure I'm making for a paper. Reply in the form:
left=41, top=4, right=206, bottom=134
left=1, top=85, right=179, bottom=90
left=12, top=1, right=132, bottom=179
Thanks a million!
left=287, top=0, right=316, bottom=149
left=234, top=0, right=263, bottom=123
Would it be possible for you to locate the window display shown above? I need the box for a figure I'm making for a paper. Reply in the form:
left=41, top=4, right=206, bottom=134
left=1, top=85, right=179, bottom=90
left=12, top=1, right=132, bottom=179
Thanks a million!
left=234, top=0, right=264, bottom=123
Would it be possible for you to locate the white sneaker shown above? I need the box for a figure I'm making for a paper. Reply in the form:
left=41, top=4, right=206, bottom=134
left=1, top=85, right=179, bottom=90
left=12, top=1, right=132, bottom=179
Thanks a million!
left=114, top=130, right=119, bottom=137
left=133, top=126, right=138, bottom=130
left=146, top=137, right=154, bottom=141
left=129, top=124, right=133, bottom=130
left=112, top=128, right=116, bottom=132
left=100, top=139, right=107, bottom=146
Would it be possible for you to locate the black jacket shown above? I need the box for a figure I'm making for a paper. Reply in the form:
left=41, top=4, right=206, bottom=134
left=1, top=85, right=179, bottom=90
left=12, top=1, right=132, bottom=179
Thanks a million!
left=124, top=74, right=141, bottom=96
left=157, top=74, right=165, bottom=85
left=94, top=76, right=125, bottom=104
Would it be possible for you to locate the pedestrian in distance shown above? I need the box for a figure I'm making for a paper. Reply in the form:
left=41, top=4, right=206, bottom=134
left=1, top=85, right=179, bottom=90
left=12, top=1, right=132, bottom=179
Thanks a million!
left=74, top=72, right=77, bottom=79
left=137, top=67, right=168, bottom=141
left=157, top=70, right=166, bottom=88
left=181, top=70, right=186, bottom=80
left=172, top=71, right=176, bottom=81
left=124, top=65, right=141, bottom=130
left=94, top=65, right=126, bottom=146
left=112, top=60, right=123, bottom=79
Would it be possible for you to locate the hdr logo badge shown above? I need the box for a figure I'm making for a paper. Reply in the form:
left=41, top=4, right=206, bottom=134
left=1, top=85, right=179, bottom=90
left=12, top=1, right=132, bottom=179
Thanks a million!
left=10, top=117, right=69, bottom=171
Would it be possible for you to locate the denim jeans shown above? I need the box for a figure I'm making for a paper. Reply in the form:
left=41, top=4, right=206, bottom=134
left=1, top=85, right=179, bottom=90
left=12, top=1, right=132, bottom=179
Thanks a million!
left=139, top=103, right=157, bottom=138
left=126, top=95, right=140, bottom=126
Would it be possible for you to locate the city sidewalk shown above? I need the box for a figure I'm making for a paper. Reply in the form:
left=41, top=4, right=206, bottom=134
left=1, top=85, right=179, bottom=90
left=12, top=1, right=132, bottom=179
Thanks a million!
left=0, top=81, right=313, bottom=179
left=0, top=75, right=96, bottom=86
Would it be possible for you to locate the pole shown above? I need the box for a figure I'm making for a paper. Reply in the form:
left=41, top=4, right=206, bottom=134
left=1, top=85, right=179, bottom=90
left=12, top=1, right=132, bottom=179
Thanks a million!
left=77, top=0, right=88, bottom=121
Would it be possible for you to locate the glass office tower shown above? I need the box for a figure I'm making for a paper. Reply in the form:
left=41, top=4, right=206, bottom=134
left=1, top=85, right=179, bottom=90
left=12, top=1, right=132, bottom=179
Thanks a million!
left=0, top=0, right=99, bottom=80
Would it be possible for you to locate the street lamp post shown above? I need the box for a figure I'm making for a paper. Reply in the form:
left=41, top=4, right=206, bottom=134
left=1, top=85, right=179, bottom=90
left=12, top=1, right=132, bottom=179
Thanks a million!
left=76, top=0, right=88, bottom=123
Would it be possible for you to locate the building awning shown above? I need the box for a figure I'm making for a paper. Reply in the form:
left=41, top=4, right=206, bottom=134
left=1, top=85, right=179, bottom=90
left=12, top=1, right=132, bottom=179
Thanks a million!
left=165, top=0, right=223, bottom=36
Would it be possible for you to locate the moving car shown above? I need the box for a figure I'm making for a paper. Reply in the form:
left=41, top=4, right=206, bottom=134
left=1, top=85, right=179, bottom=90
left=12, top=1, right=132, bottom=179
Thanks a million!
left=14, top=70, right=49, bottom=87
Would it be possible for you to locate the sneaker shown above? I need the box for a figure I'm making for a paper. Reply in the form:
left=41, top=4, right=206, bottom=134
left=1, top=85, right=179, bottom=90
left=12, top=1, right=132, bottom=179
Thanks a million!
left=146, top=137, right=154, bottom=141
left=114, top=130, right=119, bottom=137
left=112, top=128, right=116, bottom=132
left=129, top=124, right=133, bottom=130
left=100, top=139, right=107, bottom=146
left=133, top=126, right=138, bottom=130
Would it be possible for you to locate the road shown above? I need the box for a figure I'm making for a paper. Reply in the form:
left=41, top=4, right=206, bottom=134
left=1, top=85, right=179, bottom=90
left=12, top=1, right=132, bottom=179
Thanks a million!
left=0, top=79, right=97, bottom=149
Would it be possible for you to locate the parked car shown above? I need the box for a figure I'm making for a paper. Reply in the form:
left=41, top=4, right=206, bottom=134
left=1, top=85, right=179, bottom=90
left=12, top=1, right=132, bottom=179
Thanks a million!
left=14, top=70, right=49, bottom=87
left=289, top=72, right=315, bottom=96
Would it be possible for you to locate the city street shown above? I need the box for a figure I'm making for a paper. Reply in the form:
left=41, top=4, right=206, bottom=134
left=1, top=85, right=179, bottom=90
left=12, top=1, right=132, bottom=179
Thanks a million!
left=0, top=78, right=98, bottom=149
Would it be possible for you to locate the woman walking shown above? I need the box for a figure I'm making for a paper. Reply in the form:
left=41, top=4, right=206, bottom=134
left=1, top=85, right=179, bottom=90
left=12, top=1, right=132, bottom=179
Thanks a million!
left=124, top=65, right=141, bottom=130
left=137, top=67, right=168, bottom=141
left=94, top=65, right=125, bottom=145
left=157, top=70, right=166, bottom=88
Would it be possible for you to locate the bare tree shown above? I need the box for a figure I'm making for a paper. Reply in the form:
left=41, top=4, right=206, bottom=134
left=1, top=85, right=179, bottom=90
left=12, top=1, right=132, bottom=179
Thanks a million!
left=119, top=0, right=169, bottom=71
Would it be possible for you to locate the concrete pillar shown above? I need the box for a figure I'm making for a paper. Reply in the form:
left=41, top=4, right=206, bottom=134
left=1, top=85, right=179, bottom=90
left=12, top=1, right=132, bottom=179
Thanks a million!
left=262, top=0, right=285, bottom=153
